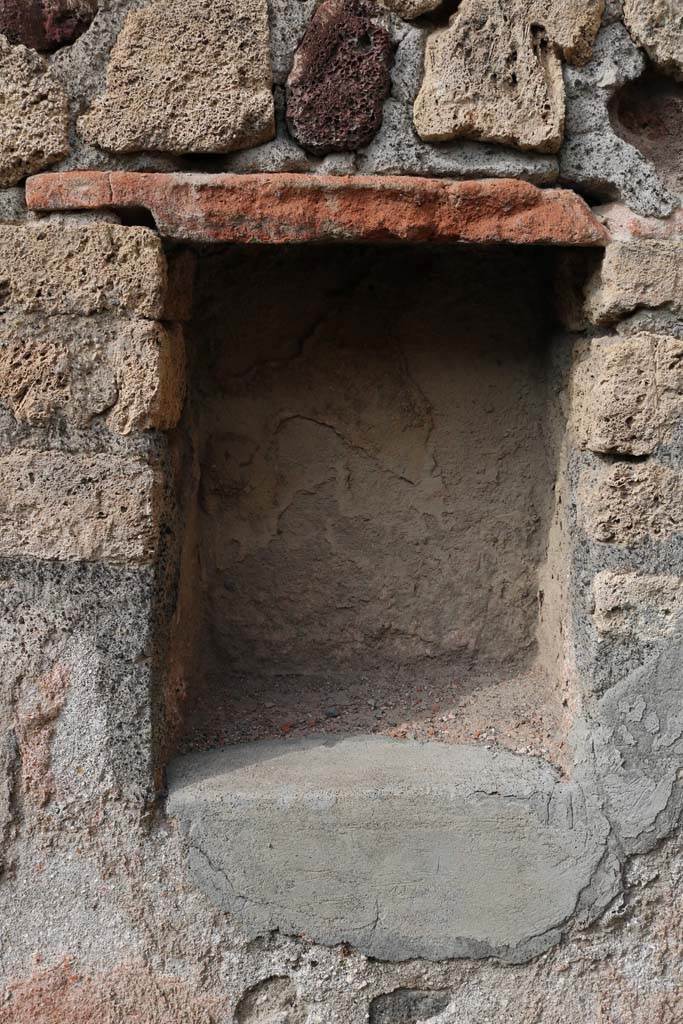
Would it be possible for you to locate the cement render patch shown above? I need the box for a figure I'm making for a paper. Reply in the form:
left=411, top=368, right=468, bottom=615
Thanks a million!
left=168, top=736, right=617, bottom=962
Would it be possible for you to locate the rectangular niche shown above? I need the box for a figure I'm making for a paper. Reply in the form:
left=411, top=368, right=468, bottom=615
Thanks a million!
left=176, top=243, right=570, bottom=762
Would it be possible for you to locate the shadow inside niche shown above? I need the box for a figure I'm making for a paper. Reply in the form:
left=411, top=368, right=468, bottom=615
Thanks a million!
left=609, top=68, right=683, bottom=196
left=174, top=242, right=574, bottom=768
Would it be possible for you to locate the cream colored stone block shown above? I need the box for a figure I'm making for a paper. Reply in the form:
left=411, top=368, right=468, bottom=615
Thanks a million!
left=593, top=571, right=683, bottom=639
left=583, top=241, right=683, bottom=325
left=571, top=333, right=683, bottom=456
left=78, top=0, right=275, bottom=155
left=0, top=451, right=163, bottom=565
left=623, top=0, right=683, bottom=81
left=413, top=0, right=603, bottom=152
left=0, top=38, right=69, bottom=187
left=0, top=315, right=185, bottom=434
left=579, top=461, right=683, bottom=545
left=0, top=223, right=167, bottom=318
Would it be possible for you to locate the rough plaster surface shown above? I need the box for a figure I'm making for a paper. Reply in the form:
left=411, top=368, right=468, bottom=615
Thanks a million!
left=168, top=736, right=617, bottom=962
left=78, top=0, right=276, bottom=154
left=623, top=0, right=683, bottom=81
left=0, top=37, right=69, bottom=187
left=0, top=314, right=185, bottom=433
left=413, top=0, right=604, bottom=153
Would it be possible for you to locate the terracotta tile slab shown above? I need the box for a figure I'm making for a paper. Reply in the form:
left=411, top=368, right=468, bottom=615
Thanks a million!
left=26, top=171, right=609, bottom=246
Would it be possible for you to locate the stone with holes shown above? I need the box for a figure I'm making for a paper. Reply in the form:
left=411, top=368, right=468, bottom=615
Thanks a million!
left=0, top=37, right=69, bottom=186
left=286, top=0, right=393, bottom=156
left=413, top=0, right=603, bottom=153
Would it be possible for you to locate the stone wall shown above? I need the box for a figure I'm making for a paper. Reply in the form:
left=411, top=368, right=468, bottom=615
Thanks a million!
left=0, top=0, right=681, bottom=1021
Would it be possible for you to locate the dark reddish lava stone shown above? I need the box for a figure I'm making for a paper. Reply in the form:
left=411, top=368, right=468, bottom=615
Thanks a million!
left=0, top=0, right=97, bottom=52
left=286, top=0, right=393, bottom=156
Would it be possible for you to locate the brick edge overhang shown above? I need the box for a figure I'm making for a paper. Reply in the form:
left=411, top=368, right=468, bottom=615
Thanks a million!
left=25, top=172, right=610, bottom=247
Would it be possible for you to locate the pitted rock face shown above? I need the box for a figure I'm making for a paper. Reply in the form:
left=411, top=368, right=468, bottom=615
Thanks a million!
left=0, top=0, right=97, bottom=52
left=414, top=0, right=604, bottom=153
left=286, top=0, right=393, bottom=156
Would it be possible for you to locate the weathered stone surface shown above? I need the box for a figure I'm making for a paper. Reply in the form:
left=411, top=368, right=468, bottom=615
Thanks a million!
left=235, top=976, right=307, bottom=1024
left=579, top=461, right=683, bottom=544
left=594, top=203, right=683, bottom=242
left=0, top=222, right=167, bottom=318
left=0, top=0, right=97, bottom=52
left=168, top=736, right=615, bottom=962
left=78, top=0, right=275, bottom=154
left=286, top=0, right=393, bottom=156
left=593, top=572, right=683, bottom=639
left=369, top=989, right=451, bottom=1023
left=0, top=37, right=69, bottom=187
left=356, top=97, right=560, bottom=180
left=25, top=171, right=610, bottom=246
left=560, top=23, right=677, bottom=217
left=378, top=0, right=440, bottom=16
left=583, top=241, right=683, bottom=324
left=623, top=0, right=683, bottom=81
left=571, top=333, right=683, bottom=455
left=0, top=450, right=162, bottom=563
left=413, top=0, right=603, bottom=153
left=612, top=70, right=683, bottom=199
left=0, top=314, right=185, bottom=434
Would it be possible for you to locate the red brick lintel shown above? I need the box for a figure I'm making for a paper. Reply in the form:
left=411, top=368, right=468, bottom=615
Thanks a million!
left=25, top=171, right=610, bottom=247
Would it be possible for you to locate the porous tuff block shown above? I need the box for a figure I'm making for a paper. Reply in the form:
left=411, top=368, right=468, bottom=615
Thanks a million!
left=579, top=461, right=683, bottom=545
left=413, top=0, right=603, bottom=153
left=168, top=736, right=615, bottom=963
left=571, top=333, right=683, bottom=456
left=0, top=450, right=163, bottom=564
left=623, top=0, right=683, bottom=81
left=286, top=0, right=393, bottom=156
left=78, top=0, right=275, bottom=154
left=0, top=314, right=185, bottom=434
left=593, top=571, right=683, bottom=640
left=0, top=222, right=167, bottom=318
left=0, top=36, right=69, bottom=187
left=583, top=241, right=683, bottom=324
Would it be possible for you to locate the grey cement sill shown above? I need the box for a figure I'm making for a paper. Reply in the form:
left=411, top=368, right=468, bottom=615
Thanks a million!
left=167, top=735, right=617, bottom=962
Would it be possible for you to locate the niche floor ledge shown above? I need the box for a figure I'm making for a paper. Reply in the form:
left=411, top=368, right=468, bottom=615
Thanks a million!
left=167, top=735, right=616, bottom=963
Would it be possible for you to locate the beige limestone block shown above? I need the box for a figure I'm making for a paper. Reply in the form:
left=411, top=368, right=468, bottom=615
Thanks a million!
left=0, top=222, right=167, bottom=318
left=583, top=240, right=683, bottom=324
left=0, top=314, right=185, bottom=434
left=78, top=0, right=275, bottom=154
left=623, top=0, right=683, bottom=81
left=0, top=450, right=163, bottom=564
left=571, top=333, right=683, bottom=456
left=579, top=461, right=683, bottom=545
left=0, top=37, right=69, bottom=187
left=593, top=571, right=683, bottom=639
left=413, top=0, right=603, bottom=152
